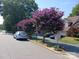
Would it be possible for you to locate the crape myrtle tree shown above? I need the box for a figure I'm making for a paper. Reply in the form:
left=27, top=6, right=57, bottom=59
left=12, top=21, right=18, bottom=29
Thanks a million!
left=16, top=18, right=35, bottom=39
left=3, top=0, right=38, bottom=33
left=32, top=7, right=64, bottom=42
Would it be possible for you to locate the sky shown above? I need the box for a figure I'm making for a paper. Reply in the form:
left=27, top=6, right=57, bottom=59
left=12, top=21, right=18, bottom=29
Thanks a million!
left=35, top=0, right=79, bottom=18
left=0, top=0, right=79, bottom=24
left=0, top=15, right=3, bottom=24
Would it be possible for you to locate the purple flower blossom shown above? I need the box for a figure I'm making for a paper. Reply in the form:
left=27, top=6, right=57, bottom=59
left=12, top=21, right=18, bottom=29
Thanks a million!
left=32, top=7, right=64, bottom=33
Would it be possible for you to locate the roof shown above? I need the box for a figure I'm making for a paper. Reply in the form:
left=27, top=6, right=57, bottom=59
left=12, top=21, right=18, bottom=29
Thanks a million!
left=68, top=16, right=79, bottom=24
left=63, top=16, right=79, bottom=32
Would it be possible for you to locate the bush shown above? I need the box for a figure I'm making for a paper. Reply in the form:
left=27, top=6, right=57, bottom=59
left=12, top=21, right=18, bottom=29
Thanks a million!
left=67, top=27, right=79, bottom=37
left=75, top=38, right=79, bottom=41
left=74, top=32, right=79, bottom=38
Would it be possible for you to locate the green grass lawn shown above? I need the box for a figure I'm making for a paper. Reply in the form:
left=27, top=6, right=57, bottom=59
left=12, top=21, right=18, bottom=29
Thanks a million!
left=60, top=37, right=79, bottom=44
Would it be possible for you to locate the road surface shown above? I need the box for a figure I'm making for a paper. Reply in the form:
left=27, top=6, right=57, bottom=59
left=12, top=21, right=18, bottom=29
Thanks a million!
left=0, top=33, right=67, bottom=59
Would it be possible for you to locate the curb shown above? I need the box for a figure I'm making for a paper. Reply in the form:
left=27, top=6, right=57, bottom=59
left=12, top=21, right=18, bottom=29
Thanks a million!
left=31, top=40, right=79, bottom=59
left=65, top=53, right=79, bottom=59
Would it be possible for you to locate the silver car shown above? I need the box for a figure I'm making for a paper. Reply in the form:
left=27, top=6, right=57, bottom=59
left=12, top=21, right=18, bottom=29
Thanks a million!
left=14, top=31, right=28, bottom=40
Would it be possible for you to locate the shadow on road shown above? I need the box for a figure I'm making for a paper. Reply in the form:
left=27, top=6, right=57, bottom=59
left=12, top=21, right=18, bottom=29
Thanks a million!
left=45, top=41, right=79, bottom=53
left=60, top=43, right=79, bottom=53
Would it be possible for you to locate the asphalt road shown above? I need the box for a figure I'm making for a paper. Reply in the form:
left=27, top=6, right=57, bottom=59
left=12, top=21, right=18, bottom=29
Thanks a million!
left=0, top=33, right=67, bottom=59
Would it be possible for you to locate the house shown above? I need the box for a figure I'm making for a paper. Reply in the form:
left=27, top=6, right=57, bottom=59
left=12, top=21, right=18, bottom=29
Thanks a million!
left=66, top=16, right=79, bottom=36
left=68, top=16, right=79, bottom=25
left=59, top=16, right=79, bottom=37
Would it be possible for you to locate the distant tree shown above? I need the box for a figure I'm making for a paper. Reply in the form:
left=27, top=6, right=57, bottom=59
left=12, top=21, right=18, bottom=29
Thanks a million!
left=69, top=3, right=79, bottom=16
left=32, top=7, right=64, bottom=42
left=0, top=0, right=3, bottom=15
left=0, top=24, right=3, bottom=30
left=69, top=13, right=72, bottom=17
left=3, top=0, right=38, bottom=33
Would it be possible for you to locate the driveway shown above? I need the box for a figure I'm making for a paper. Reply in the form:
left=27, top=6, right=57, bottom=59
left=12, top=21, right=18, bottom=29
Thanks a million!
left=0, top=33, right=67, bottom=59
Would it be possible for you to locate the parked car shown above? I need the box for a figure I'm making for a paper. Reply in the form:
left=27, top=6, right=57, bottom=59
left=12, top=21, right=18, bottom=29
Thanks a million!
left=50, top=35, right=55, bottom=39
left=14, top=31, right=28, bottom=40
left=50, top=32, right=66, bottom=39
left=44, top=33, right=54, bottom=37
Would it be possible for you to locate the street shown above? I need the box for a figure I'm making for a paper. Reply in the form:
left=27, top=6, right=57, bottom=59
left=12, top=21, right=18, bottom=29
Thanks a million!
left=0, top=33, right=67, bottom=59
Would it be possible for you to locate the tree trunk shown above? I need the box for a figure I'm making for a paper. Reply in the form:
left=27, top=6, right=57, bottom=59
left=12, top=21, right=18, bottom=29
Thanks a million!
left=42, top=35, right=45, bottom=43
left=28, top=35, right=32, bottom=39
